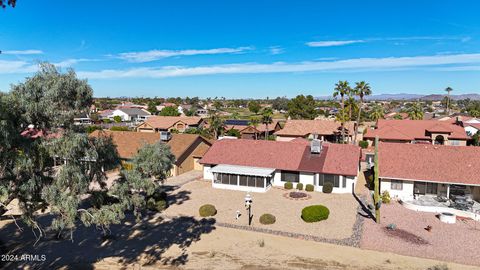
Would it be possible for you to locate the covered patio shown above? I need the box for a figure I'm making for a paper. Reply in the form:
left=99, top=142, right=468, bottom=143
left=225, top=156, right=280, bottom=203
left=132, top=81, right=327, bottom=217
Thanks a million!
left=401, top=195, right=480, bottom=221
left=210, top=164, right=275, bottom=192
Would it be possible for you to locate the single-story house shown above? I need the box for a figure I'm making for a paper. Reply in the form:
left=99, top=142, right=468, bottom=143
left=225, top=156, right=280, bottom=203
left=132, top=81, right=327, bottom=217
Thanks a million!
left=73, top=113, right=92, bottom=125
left=90, top=130, right=212, bottom=176
left=224, top=119, right=282, bottom=140
left=378, top=142, right=480, bottom=202
left=136, top=116, right=205, bottom=133
left=364, top=119, right=469, bottom=146
left=274, top=119, right=355, bottom=142
left=109, top=108, right=151, bottom=122
left=199, top=138, right=361, bottom=193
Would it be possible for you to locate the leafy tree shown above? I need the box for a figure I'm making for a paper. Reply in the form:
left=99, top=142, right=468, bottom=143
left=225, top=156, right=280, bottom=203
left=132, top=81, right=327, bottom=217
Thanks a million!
left=248, top=100, right=261, bottom=114
left=408, top=102, right=424, bottom=120
left=131, top=142, right=175, bottom=181
left=272, top=97, right=289, bottom=111
left=353, top=81, right=372, bottom=144
left=159, top=106, right=180, bottom=116
left=472, top=131, right=480, bottom=146
left=287, top=95, right=318, bottom=120
left=113, top=115, right=122, bottom=123
left=213, top=100, right=223, bottom=111
left=333, top=81, right=351, bottom=142
left=147, top=102, right=158, bottom=115
left=369, top=104, right=384, bottom=121
left=393, top=114, right=403, bottom=120
left=261, top=107, right=273, bottom=140
left=225, top=128, right=241, bottom=138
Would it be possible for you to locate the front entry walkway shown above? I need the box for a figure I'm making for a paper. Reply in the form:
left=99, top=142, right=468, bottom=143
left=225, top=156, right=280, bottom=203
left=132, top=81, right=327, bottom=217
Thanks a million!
left=165, top=170, right=203, bottom=187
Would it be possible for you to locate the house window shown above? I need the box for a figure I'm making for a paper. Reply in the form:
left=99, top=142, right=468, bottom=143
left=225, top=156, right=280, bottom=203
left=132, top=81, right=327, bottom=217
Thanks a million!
left=426, top=182, right=438, bottom=194
left=342, top=177, right=347, bottom=188
left=318, top=174, right=340, bottom=187
left=281, top=171, right=300, bottom=182
left=450, top=140, right=460, bottom=146
left=238, top=175, right=265, bottom=188
left=239, top=175, right=248, bottom=186
left=391, top=180, right=403, bottom=190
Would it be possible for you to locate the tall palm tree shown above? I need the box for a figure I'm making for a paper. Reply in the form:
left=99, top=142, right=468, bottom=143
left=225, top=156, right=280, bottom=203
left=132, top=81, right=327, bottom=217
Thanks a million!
left=344, top=96, right=358, bottom=122
left=445, top=86, right=453, bottom=115
left=249, top=116, right=260, bottom=140
left=353, top=81, right=372, bottom=144
left=208, top=109, right=225, bottom=139
left=333, top=81, right=351, bottom=143
left=369, top=104, right=384, bottom=121
left=261, top=107, right=273, bottom=140
left=408, top=102, right=424, bottom=120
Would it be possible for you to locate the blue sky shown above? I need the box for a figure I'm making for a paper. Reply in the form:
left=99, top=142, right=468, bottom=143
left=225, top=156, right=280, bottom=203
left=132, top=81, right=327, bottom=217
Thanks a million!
left=1, top=0, right=480, bottom=98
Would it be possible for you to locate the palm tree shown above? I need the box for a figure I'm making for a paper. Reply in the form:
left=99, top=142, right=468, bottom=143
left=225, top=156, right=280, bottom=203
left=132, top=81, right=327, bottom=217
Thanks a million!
left=353, top=81, right=372, bottom=144
left=261, top=107, right=273, bottom=140
left=208, top=109, right=225, bottom=139
left=333, top=81, right=351, bottom=143
left=369, top=104, right=384, bottom=121
left=344, top=96, right=358, bottom=122
left=445, top=86, right=453, bottom=115
left=408, top=102, right=424, bottom=120
left=249, top=116, right=260, bottom=140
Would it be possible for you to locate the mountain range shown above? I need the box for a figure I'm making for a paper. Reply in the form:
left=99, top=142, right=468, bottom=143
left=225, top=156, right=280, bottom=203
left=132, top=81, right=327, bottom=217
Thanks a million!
left=317, top=93, right=480, bottom=101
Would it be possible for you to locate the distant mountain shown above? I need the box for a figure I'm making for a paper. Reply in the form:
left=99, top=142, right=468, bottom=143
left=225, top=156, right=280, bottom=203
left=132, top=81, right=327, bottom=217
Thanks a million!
left=317, top=93, right=480, bottom=101
left=420, top=93, right=480, bottom=101
left=365, top=93, right=424, bottom=100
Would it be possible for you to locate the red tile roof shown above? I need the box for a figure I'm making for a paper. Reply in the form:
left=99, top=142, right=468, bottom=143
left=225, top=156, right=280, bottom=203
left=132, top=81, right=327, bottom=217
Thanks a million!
left=378, top=142, right=480, bottom=185
left=200, top=139, right=360, bottom=176
left=364, top=119, right=469, bottom=141
left=275, top=119, right=354, bottom=137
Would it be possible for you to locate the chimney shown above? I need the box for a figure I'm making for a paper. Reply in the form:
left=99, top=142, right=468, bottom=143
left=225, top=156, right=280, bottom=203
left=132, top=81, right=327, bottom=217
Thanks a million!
left=310, top=133, right=322, bottom=154
left=160, top=131, right=172, bottom=141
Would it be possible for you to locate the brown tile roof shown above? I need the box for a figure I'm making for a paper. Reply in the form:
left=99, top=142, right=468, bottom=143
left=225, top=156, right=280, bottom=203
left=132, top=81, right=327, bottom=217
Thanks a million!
left=200, top=139, right=360, bottom=176
left=89, top=130, right=211, bottom=160
left=378, top=142, right=480, bottom=185
left=274, top=119, right=354, bottom=137
left=141, top=116, right=203, bottom=129
left=364, top=119, right=469, bottom=141
left=226, top=120, right=280, bottom=133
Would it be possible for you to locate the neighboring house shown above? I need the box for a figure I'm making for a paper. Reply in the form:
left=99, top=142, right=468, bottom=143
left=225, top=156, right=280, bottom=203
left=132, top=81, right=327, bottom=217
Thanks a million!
left=178, top=104, right=193, bottom=115
left=200, top=138, right=360, bottom=193
left=99, top=110, right=114, bottom=119
left=274, top=119, right=355, bottom=142
left=110, top=108, right=151, bottom=122
left=115, top=102, right=147, bottom=110
left=364, top=119, right=469, bottom=146
left=384, top=112, right=409, bottom=120
left=156, top=102, right=177, bottom=112
left=439, top=116, right=480, bottom=136
left=136, top=116, right=204, bottom=133
left=73, top=113, right=92, bottom=125
left=378, top=142, right=480, bottom=203
left=196, top=108, right=208, bottom=117
left=224, top=119, right=282, bottom=140
left=90, top=130, right=212, bottom=176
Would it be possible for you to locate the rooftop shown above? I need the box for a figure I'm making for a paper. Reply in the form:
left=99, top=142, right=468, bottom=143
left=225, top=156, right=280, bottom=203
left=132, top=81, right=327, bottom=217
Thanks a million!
left=141, top=116, right=203, bottom=129
left=274, top=119, right=354, bottom=137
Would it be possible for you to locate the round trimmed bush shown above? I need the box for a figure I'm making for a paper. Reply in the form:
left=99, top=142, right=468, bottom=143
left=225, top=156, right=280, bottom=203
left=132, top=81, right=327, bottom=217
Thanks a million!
left=301, top=205, right=330, bottom=222
left=259, top=213, right=276, bottom=225
left=305, top=184, right=314, bottom=192
left=359, top=140, right=369, bottom=149
left=296, top=183, right=303, bottom=190
left=199, top=204, right=217, bottom=217
left=322, top=182, right=333, bottom=193
left=284, top=182, right=293, bottom=190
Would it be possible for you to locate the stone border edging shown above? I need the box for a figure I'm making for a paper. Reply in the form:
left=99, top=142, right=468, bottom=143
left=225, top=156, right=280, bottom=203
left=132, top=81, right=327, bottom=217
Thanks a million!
left=282, top=192, right=312, bottom=201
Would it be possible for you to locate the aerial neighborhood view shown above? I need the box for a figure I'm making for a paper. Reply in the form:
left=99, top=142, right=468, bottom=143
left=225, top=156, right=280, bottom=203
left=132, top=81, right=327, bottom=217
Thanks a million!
left=2, top=1, right=480, bottom=269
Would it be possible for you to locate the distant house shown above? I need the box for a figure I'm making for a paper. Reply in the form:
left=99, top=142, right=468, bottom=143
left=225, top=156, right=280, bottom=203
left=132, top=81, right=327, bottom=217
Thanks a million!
left=378, top=143, right=480, bottom=215
left=438, top=116, right=480, bottom=136
left=156, top=102, right=177, bottom=112
left=200, top=138, right=360, bottom=193
left=384, top=112, right=409, bottom=120
left=274, top=119, right=355, bottom=142
left=196, top=108, right=208, bottom=117
left=178, top=104, right=193, bottom=115
left=110, top=108, right=151, bottom=122
left=90, top=130, right=212, bottom=176
left=136, top=116, right=204, bottom=133
left=73, top=113, right=92, bottom=125
left=364, top=119, right=469, bottom=146
left=224, top=119, right=282, bottom=139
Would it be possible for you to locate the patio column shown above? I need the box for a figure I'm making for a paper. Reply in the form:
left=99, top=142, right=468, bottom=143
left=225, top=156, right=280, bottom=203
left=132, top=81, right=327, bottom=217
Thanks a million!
left=446, top=184, right=450, bottom=199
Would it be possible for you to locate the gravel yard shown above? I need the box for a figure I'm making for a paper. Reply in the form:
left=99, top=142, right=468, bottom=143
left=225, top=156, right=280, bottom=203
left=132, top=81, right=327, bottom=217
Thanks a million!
left=361, top=202, right=480, bottom=266
left=163, top=180, right=358, bottom=240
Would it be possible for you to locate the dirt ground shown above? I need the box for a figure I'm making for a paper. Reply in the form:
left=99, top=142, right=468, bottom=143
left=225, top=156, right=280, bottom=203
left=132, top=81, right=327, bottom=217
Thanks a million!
left=87, top=226, right=477, bottom=270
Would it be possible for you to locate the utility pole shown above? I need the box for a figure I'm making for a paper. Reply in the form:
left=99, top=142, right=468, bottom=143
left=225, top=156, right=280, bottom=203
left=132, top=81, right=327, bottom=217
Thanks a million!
left=374, top=136, right=381, bottom=223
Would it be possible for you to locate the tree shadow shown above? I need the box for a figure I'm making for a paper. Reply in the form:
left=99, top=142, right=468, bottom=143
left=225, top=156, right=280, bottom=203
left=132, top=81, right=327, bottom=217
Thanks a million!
left=162, top=184, right=191, bottom=206
left=353, top=192, right=375, bottom=221
left=0, top=212, right=216, bottom=269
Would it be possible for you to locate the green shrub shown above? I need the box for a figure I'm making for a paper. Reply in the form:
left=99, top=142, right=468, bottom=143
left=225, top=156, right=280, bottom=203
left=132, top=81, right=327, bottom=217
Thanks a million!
left=150, top=190, right=167, bottom=201
left=147, top=198, right=167, bottom=212
left=113, top=115, right=122, bottom=123
left=301, top=205, right=330, bottom=222
left=259, top=213, right=276, bottom=225
left=110, top=126, right=130, bottom=131
left=305, top=184, right=314, bottom=192
left=381, top=190, right=391, bottom=204
left=322, top=182, right=333, bottom=193
left=199, top=204, right=217, bottom=217
left=296, top=183, right=303, bottom=190
left=359, top=140, right=369, bottom=149
left=284, top=182, right=293, bottom=190
left=85, top=125, right=102, bottom=134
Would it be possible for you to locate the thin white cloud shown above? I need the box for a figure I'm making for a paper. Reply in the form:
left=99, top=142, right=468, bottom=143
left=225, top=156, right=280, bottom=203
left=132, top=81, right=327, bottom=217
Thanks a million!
left=306, top=40, right=365, bottom=47
left=77, top=53, right=480, bottom=79
left=269, top=46, right=284, bottom=55
left=117, top=46, right=253, bottom=62
left=53, top=58, right=97, bottom=68
left=0, top=60, right=37, bottom=74
left=1, top=49, right=44, bottom=55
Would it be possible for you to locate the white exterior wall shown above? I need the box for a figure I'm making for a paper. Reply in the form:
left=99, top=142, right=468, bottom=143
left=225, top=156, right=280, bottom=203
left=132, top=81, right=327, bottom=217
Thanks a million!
left=275, top=136, right=296, bottom=142
left=272, top=171, right=314, bottom=187
left=380, top=178, right=415, bottom=200
left=203, top=165, right=214, bottom=180
left=110, top=110, right=130, bottom=121
left=314, top=174, right=357, bottom=194
left=465, top=126, right=479, bottom=136
left=212, top=181, right=270, bottom=193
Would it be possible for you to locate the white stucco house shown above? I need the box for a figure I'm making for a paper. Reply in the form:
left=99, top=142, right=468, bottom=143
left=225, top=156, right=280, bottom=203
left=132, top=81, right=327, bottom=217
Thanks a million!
left=109, top=108, right=151, bottom=122
left=199, top=138, right=361, bottom=193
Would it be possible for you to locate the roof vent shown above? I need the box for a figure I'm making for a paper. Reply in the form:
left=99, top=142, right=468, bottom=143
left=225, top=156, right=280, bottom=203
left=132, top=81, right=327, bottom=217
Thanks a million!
left=160, top=131, right=172, bottom=141
left=310, top=138, right=322, bottom=154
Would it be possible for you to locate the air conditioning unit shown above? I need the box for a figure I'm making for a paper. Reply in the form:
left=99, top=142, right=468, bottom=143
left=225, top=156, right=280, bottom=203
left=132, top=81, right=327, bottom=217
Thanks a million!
left=310, top=139, right=322, bottom=154
left=160, top=131, right=172, bottom=141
